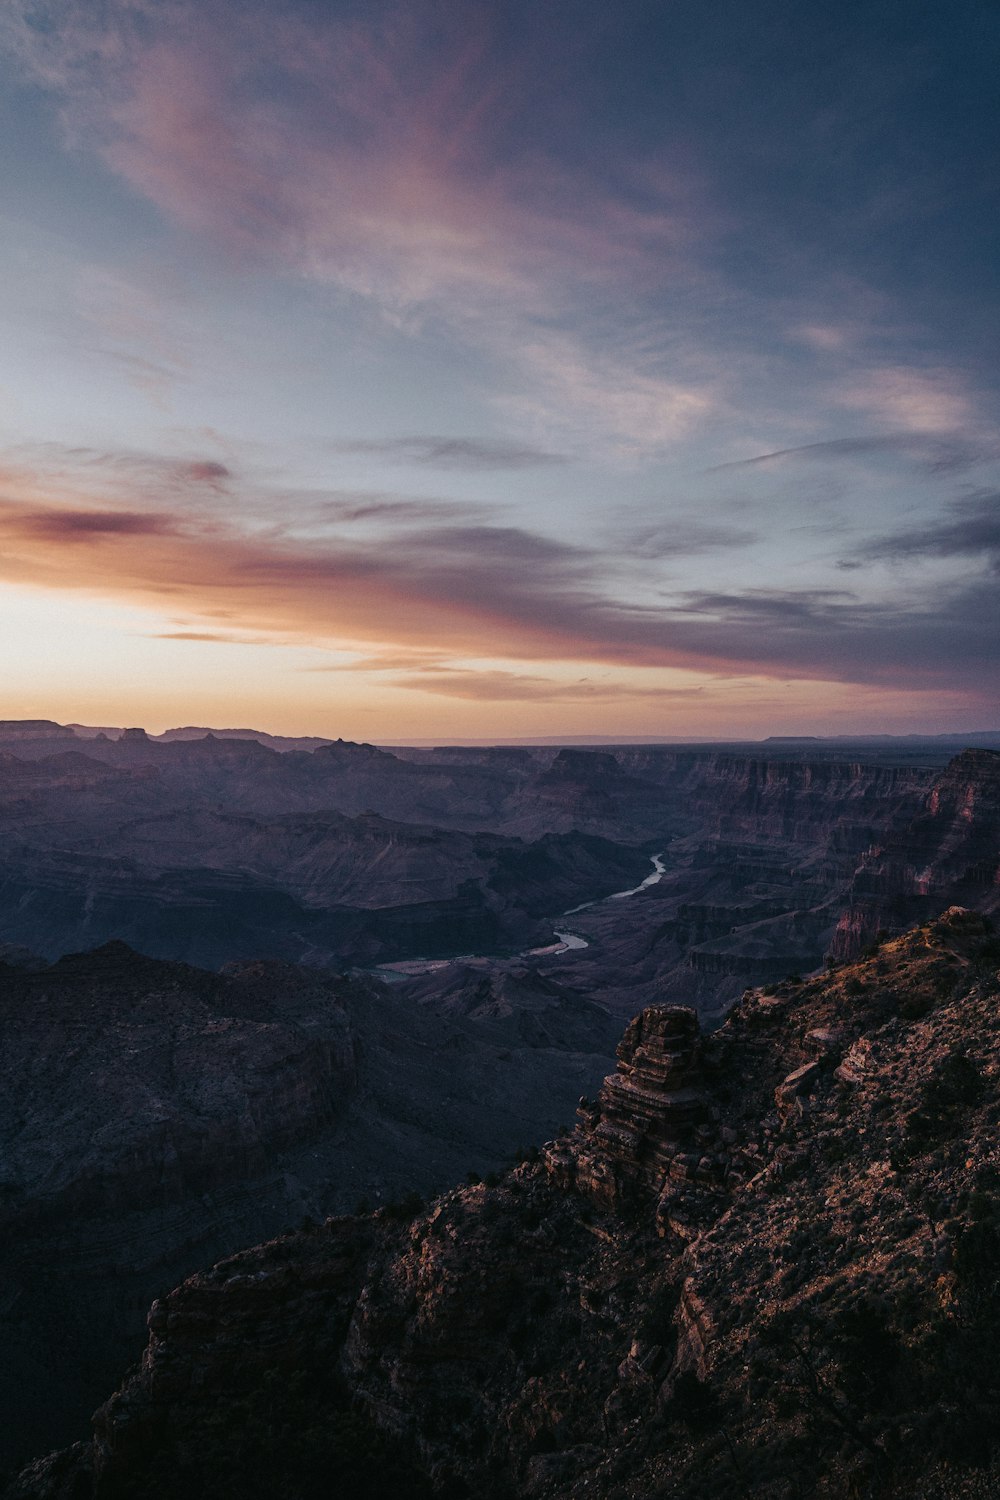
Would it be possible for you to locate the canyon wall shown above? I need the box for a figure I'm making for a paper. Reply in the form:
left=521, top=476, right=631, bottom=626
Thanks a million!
left=832, top=749, right=1000, bottom=957
left=11, top=909, right=1000, bottom=1500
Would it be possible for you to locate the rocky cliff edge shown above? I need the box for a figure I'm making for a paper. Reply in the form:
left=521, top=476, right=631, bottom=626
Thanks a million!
left=9, top=907, right=1000, bottom=1500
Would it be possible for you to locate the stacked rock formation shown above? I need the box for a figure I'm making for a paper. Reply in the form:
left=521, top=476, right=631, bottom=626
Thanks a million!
left=8, top=910, right=1000, bottom=1500
left=545, top=1006, right=723, bottom=1233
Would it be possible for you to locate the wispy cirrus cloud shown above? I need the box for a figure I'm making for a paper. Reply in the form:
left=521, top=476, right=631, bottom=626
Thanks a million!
left=0, top=442, right=998, bottom=701
left=316, top=493, right=484, bottom=527
left=3, top=443, right=487, bottom=534
left=861, top=492, right=1000, bottom=571
left=14, top=508, right=172, bottom=540
left=72, top=264, right=194, bottom=402
left=618, top=518, right=758, bottom=558
left=306, top=651, right=450, bottom=674
left=382, top=669, right=705, bottom=703
left=8, top=443, right=234, bottom=494
left=672, top=588, right=864, bottom=623
left=329, top=435, right=568, bottom=471
left=655, top=581, right=1000, bottom=690
left=2, top=0, right=715, bottom=455
left=710, top=432, right=1000, bottom=476
left=496, top=331, right=714, bottom=454
left=180, top=460, right=231, bottom=485
left=149, top=630, right=285, bottom=645
left=834, top=365, right=978, bottom=435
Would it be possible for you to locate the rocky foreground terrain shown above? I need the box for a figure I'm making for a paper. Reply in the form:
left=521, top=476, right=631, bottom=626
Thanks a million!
left=3, top=725, right=1000, bottom=1489
left=9, top=906, right=1000, bottom=1499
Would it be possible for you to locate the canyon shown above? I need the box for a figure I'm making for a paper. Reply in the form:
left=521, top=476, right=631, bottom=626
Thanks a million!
left=0, top=724, right=975, bottom=1000
left=8, top=906, right=1000, bottom=1498
left=0, top=722, right=998, bottom=1483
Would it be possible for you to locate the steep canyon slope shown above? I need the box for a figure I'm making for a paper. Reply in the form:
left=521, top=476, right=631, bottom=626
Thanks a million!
left=833, top=749, right=1000, bottom=958
left=0, top=740, right=654, bottom=968
left=10, top=907, right=1000, bottom=1500
left=2, top=727, right=999, bottom=1480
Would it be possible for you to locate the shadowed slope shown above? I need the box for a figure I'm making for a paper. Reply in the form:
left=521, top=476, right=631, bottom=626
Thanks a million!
left=11, top=908, right=1000, bottom=1499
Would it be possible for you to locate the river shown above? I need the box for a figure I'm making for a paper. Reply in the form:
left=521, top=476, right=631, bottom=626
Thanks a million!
left=373, top=851, right=666, bottom=979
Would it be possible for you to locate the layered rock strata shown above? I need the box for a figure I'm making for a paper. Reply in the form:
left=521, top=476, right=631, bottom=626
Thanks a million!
left=1, top=729, right=977, bottom=1022
left=548, top=1007, right=716, bottom=1228
left=12, top=907, right=1000, bottom=1500
left=833, top=748, right=1000, bottom=957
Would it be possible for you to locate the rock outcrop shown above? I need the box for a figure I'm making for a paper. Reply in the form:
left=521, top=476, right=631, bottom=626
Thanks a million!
left=551, top=1007, right=714, bottom=1222
left=11, top=908, right=1000, bottom=1499
left=833, top=748, right=1000, bottom=957
left=0, top=721, right=76, bottom=742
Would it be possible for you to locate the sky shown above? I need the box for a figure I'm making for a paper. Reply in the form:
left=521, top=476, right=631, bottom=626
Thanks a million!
left=0, top=0, right=998, bottom=741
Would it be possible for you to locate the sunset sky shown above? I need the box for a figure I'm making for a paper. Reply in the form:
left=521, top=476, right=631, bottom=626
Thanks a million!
left=1, top=0, right=998, bottom=740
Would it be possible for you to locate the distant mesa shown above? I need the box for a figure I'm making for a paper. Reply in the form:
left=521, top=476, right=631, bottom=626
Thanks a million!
left=156, top=725, right=335, bottom=750
left=3, top=718, right=1000, bottom=755
left=0, top=720, right=75, bottom=740
left=33, top=721, right=341, bottom=753
left=66, top=723, right=125, bottom=739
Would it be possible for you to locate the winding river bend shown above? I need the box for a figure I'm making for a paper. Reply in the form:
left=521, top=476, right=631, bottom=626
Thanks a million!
left=374, top=851, right=666, bottom=979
